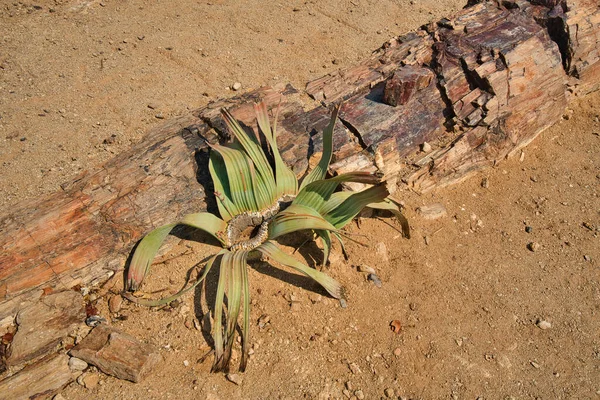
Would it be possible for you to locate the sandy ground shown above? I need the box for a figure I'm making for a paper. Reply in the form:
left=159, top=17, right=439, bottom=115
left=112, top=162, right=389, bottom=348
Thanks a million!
left=1, top=0, right=599, bottom=399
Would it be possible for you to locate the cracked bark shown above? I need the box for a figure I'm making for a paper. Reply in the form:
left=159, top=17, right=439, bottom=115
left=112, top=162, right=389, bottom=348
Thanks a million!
left=1, top=0, right=599, bottom=374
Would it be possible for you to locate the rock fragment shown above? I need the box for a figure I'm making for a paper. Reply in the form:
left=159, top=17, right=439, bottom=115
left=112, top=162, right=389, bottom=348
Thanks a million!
left=0, top=354, right=78, bottom=399
left=70, top=324, right=160, bottom=383
left=536, top=320, right=552, bottom=330
left=416, top=203, right=447, bottom=220
left=68, top=356, right=88, bottom=371
left=8, top=291, right=85, bottom=366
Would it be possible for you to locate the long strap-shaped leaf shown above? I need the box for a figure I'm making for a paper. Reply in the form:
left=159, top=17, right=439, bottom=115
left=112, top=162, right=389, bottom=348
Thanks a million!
left=211, top=144, right=261, bottom=212
left=323, top=184, right=390, bottom=229
left=212, top=252, right=228, bottom=372
left=294, top=171, right=382, bottom=214
left=315, top=229, right=332, bottom=268
left=209, top=151, right=238, bottom=221
left=257, top=241, right=344, bottom=299
left=240, top=253, right=251, bottom=372
left=299, top=104, right=340, bottom=190
left=221, top=108, right=276, bottom=198
left=127, top=212, right=227, bottom=290
left=254, top=102, right=298, bottom=197
left=268, top=204, right=338, bottom=239
left=214, top=250, right=248, bottom=372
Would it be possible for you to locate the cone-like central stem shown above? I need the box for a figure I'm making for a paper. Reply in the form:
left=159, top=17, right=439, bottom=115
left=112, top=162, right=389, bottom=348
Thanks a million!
left=226, top=196, right=294, bottom=251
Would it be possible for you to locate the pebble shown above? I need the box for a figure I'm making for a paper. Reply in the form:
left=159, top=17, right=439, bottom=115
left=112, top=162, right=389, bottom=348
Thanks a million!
left=527, top=242, right=541, bottom=252
left=417, top=203, right=447, bottom=220
left=183, top=360, right=190, bottom=367
left=375, top=242, right=388, bottom=261
left=232, top=82, right=242, bottom=91
left=357, top=264, right=376, bottom=274
left=384, top=388, right=395, bottom=398
left=584, top=255, right=591, bottom=262
left=154, top=113, right=164, bottom=119
left=390, top=320, right=402, bottom=333
left=481, top=177, right=489, bottom=188
left=367, top=273, right=382, bottom=288
left=108, top=295, right=123, bottom=313
left=81, top=373, right=100, bottom=389
left=525, top=226, right=533, bottom=233
left=85, top=315, right=107, bottom=327
left=536, top=320, right=552, bottom=330
left=68, top=356, right=88, bottom=371
left=339, top=299, right=348, bottom=308
left=421, top=142, right=432, bottom=153
left=348, top=362, right=361, bottom=374
left=226, top=373, right=241, bottom=385
left=393, top=347, right=402, bottom=356
left=530, top=360, right=540, bottom=369
left=355, top=389, right=365, bottom=399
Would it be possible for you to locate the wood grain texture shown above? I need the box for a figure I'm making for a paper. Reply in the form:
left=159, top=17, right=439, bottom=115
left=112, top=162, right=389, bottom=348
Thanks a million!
left=0, top=0, right=599, bottom=374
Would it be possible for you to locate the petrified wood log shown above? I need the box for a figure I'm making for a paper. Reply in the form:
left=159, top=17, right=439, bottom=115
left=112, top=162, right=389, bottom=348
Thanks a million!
left=1, top=0, right=599, bottom=376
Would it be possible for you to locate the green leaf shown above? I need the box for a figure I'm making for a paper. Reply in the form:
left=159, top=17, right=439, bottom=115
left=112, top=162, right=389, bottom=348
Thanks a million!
left=209, top=151, right=238, bottom=221
left=221, top=108, right=277, bottom=201
left=367, top=198, right=411, bottom=238
left=257, top=241, right=344, bottom=299
left=294, top=172, right=382, bottom=214
left=211, top=144, right=260, bottom=212
left=268, top=204, right=338, bottom=239
left=254, top=102, right=298, bottom=197
left=315, top=229, right=331, bottom=268
left=212, top=252, right=229, bottom=371
left=299, top=105, right=340, bottom=190
left=240, top=253, right=251, bottom=371
left=127, top=212, right=227, bottom=290
left=324, top=184, right=390, bottom=229
left=213, top=250, right=249, bottom=372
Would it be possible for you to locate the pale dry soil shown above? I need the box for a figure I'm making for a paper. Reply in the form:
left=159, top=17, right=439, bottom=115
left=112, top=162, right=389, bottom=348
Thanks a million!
left=1, top=0, right=599, bottom=399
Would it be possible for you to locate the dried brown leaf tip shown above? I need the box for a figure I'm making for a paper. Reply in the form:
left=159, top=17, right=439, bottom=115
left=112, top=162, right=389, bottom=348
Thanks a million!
left=390, top=320, right=402, bottom=334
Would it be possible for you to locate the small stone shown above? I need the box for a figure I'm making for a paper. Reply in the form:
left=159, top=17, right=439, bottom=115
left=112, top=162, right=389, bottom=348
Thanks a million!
left=530, top=176, right=538, bottom=183
left=357, top=264, right=376, bottom=274
left=226, top=373, right=241, bottom=385
left=82, top=373, right=100, bottom=389
left=390, top=320, right=402, bottom=333
left=527, top=242, right=541, bottom=252
left=375, top=242, right=388, bottom=261
left=183, top=360, right=190, bottom=367
left=68, top=356, right=88, bottom=371
left=424, top=235, right=431, bottom=245
left=385, top=388, right=395, bottom=398
left=536, top=320, right=552, bottom=330
left=232, top=82, right=242, bottom=91
left=85, top=315, right=107, bottom=327
left=584, top=255, right=591, bottom=262
left=421, top=142, right=432, bottom=153
left=409, top=302, right=418, bottom=311
left=525, top=226, right=533, bottom=233
left=355, top=389, right=365, bottom=400
left=154, top=113, right=164, bottom=119
left=481, top=177, right=489, bottom=188
left=345, top=381, right=353, bottom=390
left=530, top=360, right=540, bottom=369
left=342, top=389, right=351, bottom=398
left=367, top=273, right=382, bottom=288
left=393, top=347, right=402, bottom=357
left=417, top=203, right=447, bottom=220
left=348, top=362, right=361, bottom=374
left=108, top=295, right=123, bottom=313
left=339, top=299, right=348, bottom=308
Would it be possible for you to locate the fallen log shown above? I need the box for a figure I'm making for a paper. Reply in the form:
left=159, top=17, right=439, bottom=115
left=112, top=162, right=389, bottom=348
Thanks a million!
left=1, top=0, right=599, bottom=378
